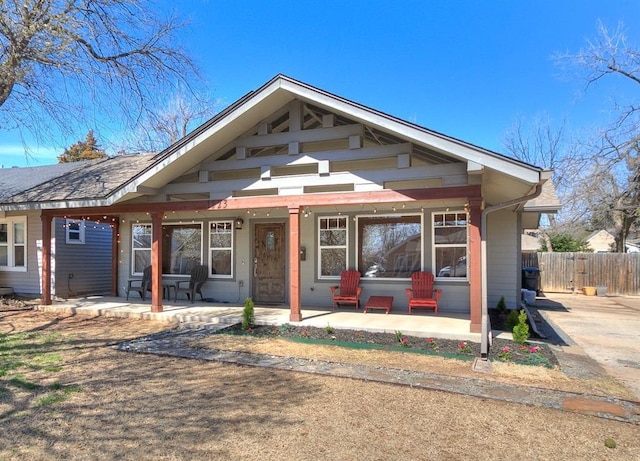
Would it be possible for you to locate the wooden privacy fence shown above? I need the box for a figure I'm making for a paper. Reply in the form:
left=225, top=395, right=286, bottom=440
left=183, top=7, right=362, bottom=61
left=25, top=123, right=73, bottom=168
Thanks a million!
left=522, top=252, right=640, bottom=296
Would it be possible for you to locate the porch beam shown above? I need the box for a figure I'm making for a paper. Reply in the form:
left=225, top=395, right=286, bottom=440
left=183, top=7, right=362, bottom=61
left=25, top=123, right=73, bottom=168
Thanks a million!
left=40, top=185, right=482, bottom=217
left=288, top=206, right=302, bottom=322
left=111, top=219, right=120, bottom=296
left=150, top=212, right=163, bottom=313
left=468, top=197, right=484, bottom=333
left=40, top=214, right=52, bottom=305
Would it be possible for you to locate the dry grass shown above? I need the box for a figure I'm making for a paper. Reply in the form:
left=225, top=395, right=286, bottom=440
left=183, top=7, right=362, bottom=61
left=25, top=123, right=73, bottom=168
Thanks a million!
left=1, top=310, right=639, bottom=460
left=193, top=334, right=636, bottom=399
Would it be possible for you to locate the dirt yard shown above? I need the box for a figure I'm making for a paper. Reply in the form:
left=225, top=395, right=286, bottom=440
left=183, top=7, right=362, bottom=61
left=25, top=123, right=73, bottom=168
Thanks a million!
left=1, top=308, right=639, bottom=460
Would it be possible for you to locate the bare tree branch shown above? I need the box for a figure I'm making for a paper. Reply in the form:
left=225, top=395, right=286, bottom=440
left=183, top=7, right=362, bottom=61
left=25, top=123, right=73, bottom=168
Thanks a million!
left=0, top=0, right=202, bottom=147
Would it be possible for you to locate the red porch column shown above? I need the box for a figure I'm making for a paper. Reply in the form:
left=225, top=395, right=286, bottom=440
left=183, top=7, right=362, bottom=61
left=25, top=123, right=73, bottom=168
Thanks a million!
left=468, top=198, right=483, bottom=333
left=40, top=214, right=52, bottom=305
left=150, top=212, right=163, bottom=313
left=111, top=219, right=120, bottom=297
left=288, top=206, right=302, bottom=322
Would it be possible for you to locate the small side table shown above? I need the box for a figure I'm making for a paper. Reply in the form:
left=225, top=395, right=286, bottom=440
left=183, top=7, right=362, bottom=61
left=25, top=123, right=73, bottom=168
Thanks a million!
left=363, top=296, right=393, bottom=314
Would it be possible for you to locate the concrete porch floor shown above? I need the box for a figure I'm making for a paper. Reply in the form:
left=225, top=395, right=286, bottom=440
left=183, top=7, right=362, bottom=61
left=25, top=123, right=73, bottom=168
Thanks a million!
left=37, top=296, right=479, bottom=342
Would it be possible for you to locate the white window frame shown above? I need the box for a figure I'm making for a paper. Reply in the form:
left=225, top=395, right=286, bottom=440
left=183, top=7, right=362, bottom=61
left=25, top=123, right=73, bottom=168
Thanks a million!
left=131, top=223, right=152, bottom=276
left=209, top=221, right=234, bottom=279
left=432, top=211, right=469, bottom=281
left=65, top=219, right=86, bottom=244
left=0, top=216, right=27, bottom=271
left=356, top=213, right=423, bottom=280
left=131, top=222, right=206, bottom=276
left=318, top=216, right=349, bottom=280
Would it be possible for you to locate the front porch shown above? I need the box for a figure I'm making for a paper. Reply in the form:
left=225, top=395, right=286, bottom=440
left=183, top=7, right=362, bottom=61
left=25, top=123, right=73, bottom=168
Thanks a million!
left=37, top=296, right=479, bottom=342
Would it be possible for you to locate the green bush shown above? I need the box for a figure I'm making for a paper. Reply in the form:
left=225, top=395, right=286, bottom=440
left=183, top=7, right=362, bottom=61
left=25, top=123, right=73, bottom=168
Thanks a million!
left=496, top=296, right=507, bottom=314
left=242, top=297, right=255, bottom=330
left=512, top=309, right=530, bottom=344
left=506, top=309, right=520, bottom=330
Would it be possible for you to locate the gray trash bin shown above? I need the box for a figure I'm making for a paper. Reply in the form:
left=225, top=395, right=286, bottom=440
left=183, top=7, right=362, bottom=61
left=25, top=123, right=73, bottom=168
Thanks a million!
left=522, top=267, right=540, bottom=295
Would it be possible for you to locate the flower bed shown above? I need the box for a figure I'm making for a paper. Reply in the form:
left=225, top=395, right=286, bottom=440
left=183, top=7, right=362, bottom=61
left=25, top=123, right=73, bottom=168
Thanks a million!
left=219, top=323, right=559, bottom=368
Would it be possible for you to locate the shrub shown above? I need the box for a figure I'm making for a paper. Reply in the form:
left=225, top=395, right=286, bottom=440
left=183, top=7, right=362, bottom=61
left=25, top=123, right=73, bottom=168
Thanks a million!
left=512, top=309, right=530, bottom=344
left=506, top=309, right=520, bottom=330
left=242, top=297, right=255, bottom=330
left=496, top=296, right=507, bottom=314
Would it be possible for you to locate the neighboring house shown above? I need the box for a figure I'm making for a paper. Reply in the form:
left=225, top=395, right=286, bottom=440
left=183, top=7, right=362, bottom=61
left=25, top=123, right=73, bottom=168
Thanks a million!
left=586, top=230, right=615, bottom=253
left=521, top=230, right=542, bottom=253
left=0, top=75, right=561, bottom=333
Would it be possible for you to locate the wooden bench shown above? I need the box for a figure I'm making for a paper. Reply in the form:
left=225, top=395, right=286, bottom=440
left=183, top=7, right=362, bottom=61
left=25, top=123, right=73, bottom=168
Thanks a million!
left=363, top=296, right=393, bottom=314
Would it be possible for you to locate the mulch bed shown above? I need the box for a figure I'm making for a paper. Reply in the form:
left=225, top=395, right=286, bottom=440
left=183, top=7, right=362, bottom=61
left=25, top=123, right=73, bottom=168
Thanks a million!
left=220, top=321, right=559, bottom=368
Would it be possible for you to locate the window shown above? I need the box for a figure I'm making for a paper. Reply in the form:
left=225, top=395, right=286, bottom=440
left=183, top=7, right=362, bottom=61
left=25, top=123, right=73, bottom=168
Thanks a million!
left=0, top=217, right=26, bottom=271
left=131, top=224, right=152, bottom=274
left=209, top=221, right=233, bottom=278
left=65, top=219, right=85, bottom=244
left=358, top=215, right=422, bottom=279
left=164, top=223, right=202, bottom=275
left=318, top=216, right=348, bottom=278
left=131, top=223, right=204, bottom=276
left=433, top=212, right=468, bottom=279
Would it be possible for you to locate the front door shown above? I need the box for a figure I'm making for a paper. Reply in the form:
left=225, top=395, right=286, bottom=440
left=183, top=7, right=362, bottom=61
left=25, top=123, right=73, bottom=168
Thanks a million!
left=253, top=222, right=286, bottom=304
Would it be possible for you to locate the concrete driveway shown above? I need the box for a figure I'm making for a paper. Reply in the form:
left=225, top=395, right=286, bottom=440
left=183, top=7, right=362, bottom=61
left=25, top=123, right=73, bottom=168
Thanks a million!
left=537, top=292, right=640, bottom=400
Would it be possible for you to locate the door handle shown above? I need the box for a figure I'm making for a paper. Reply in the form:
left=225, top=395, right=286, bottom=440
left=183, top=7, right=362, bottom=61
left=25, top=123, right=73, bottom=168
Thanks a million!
left=253, top=257, right=258, bottom=278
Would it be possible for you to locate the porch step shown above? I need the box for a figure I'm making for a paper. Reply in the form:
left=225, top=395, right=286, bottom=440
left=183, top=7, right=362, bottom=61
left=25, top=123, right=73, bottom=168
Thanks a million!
left=177, top=314, right=241, bottom=331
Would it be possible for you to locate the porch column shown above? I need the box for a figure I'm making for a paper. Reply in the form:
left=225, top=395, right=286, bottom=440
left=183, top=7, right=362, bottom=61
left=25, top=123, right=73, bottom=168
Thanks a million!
left=150, top=212, right=163, bottom=313
left=468, top=198, right=483, bottom=333
left=288, top=206, right=302, bottom=322
left=111, top=219, right=120, bottom=297
left=40, top=214, right=52, bottom=305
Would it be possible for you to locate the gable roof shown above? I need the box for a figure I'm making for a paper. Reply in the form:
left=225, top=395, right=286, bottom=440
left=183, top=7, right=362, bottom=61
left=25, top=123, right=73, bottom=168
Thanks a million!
left=1, top=75, right=556, bottom=212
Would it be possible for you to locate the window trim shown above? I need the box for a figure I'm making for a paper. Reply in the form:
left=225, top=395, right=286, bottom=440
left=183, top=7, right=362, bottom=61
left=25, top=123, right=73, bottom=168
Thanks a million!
left=317, top=215, right=349, bottom=280
left=0, top=216, right=27, bottom=272
left=432, top=211, right=469, bottom=281
left=65, top=219, right=86, bottom=244
left=131, top=223, right=152, bottom=276
left=131, top=222, right=211, bottom=277
left=356, top=213, right=423, bottom=280
left=209, top=220, right=234, bottom=279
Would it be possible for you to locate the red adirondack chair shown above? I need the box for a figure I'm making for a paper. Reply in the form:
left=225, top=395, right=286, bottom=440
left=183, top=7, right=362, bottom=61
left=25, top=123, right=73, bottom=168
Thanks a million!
left=330, top=270, right=362, bottom=311
left=405, top=272, right=442, bottom=314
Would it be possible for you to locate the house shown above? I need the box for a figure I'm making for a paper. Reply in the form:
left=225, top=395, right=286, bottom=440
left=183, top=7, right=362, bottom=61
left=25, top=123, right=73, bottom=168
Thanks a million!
left=0, top=162, right=115, bottom=297
left=0, top=75, right=560, bottom=336
left=586, top=230, right=615, bottom=253
left=521, top=230, right=542, bottom=253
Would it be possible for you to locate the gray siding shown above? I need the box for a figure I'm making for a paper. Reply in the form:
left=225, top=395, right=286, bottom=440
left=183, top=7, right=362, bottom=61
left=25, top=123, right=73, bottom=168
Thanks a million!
left=486, top=209, right=520, bottom=309
left=53, top=218, right=112, bottom=297
left=0, top=211, right=42, bottom=295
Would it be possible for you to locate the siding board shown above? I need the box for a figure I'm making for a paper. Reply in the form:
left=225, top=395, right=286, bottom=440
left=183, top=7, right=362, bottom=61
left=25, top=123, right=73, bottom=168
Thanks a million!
left=53, top=218, right=112, bottom=297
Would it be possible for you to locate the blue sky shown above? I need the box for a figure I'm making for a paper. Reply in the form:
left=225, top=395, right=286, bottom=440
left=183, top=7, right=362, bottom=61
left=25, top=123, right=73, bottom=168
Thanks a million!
left=2, top=0, right=639, bottom=167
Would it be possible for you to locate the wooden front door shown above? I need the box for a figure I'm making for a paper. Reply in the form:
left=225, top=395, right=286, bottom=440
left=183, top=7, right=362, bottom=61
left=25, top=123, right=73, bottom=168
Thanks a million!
left=253, top=222, right=286, bottom=304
